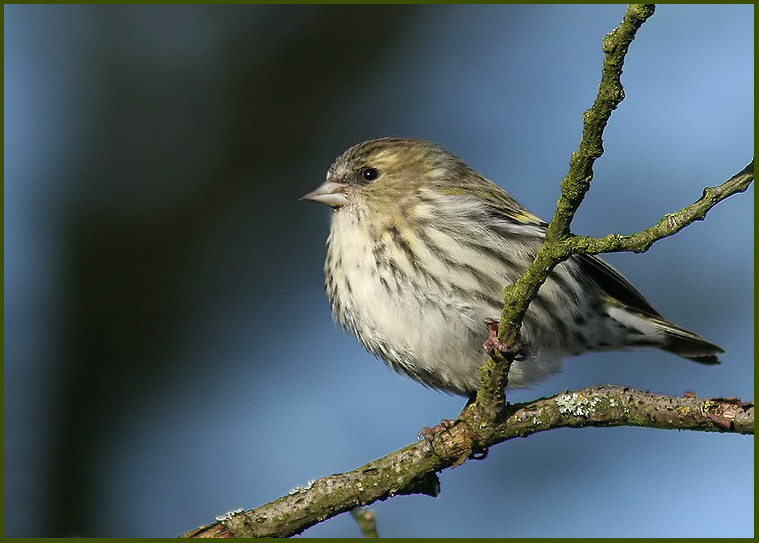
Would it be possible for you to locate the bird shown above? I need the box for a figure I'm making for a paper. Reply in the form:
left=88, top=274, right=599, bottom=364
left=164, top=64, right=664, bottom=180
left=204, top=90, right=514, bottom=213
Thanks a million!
left=303, top=137, right=724, bottom=397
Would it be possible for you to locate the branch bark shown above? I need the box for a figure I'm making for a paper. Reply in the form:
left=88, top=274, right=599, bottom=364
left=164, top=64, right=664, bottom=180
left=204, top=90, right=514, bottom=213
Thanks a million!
left=571, top=160, right=754, bottom=255
left=182, top=386, right=753, bottom=538
left=468, top=4, right=753, bottom=426
left=471, top=5, right=660, bottom=419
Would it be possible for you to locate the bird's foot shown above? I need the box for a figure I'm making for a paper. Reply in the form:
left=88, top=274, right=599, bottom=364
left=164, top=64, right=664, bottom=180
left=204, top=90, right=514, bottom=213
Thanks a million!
left=417, top=418, right=457, bottom=448
left=483, top=319, right=529, bottom=360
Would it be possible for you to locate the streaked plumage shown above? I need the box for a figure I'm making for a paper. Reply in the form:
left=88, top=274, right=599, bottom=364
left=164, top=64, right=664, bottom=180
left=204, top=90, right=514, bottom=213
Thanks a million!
left=304, top=137, right=723, bottom=396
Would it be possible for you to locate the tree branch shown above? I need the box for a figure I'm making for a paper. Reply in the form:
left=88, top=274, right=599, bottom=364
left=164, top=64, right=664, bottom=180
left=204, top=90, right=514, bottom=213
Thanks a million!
left=469, top=3, right=658, bottom=425
left=182, top=386, right=753, bottom=538
left=571, top=160, right=754, bottom=255
left=351, top=507, right=379, bottom=538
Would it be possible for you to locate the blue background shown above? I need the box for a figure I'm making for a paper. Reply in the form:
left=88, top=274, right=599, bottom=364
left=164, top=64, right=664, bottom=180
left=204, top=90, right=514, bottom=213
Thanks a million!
left=5, top=4, right=753, bottom=538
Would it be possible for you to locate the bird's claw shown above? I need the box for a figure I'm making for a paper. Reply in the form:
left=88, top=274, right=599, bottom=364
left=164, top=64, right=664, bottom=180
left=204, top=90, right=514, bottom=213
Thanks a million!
left=418, top=419, right=457, bottom=453
left=483, top=319, right=529, bottom=360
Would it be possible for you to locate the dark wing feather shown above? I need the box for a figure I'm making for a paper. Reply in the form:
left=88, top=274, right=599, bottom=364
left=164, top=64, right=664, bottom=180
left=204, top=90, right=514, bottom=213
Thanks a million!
left=574, top=253, right=663, bottom=318
left=576, top=254, right=724, bottom=363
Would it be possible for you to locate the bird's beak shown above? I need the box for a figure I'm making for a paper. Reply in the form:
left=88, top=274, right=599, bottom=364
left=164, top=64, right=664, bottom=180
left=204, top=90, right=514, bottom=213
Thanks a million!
left=301, top=181, right=349, bottom=208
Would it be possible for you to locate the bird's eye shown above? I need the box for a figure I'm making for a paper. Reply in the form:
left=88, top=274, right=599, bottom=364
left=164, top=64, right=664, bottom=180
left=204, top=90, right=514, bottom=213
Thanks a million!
left=360, top=167, right=379, bottom=182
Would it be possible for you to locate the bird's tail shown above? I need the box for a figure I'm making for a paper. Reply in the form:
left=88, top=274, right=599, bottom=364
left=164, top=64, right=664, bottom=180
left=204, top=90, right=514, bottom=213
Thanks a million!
left=649, top=316, right=724, bottom=365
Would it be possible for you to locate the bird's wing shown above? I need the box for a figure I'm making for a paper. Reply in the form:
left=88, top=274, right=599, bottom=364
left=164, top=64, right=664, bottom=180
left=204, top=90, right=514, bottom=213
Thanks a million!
left=574, top=253, right=663, bottom=318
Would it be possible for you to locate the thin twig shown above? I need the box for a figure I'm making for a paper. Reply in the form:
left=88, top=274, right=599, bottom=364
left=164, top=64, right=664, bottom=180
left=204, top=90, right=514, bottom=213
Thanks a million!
left=351, top=507, right=379, bottom=538
left=572, top=160, right=754, bottom=255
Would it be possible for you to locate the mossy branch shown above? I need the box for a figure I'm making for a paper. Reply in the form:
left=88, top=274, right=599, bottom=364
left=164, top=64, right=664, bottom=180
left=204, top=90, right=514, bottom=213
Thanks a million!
left=571, top=160, right=754, bottom=255
left=181, top=387, right=753, bottom=538
left=468, top=4, right=752, bottom=423
left=495, top=4, right=657, bottom=361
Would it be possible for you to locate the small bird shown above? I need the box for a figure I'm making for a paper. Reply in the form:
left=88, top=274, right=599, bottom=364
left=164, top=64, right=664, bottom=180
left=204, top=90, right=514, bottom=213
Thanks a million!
left=303, top=137, right=724, bottom=397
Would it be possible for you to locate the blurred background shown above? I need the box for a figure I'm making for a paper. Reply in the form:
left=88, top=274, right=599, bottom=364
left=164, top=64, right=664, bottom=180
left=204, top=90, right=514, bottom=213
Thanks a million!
left=4, top=4, right=753, bottom=538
